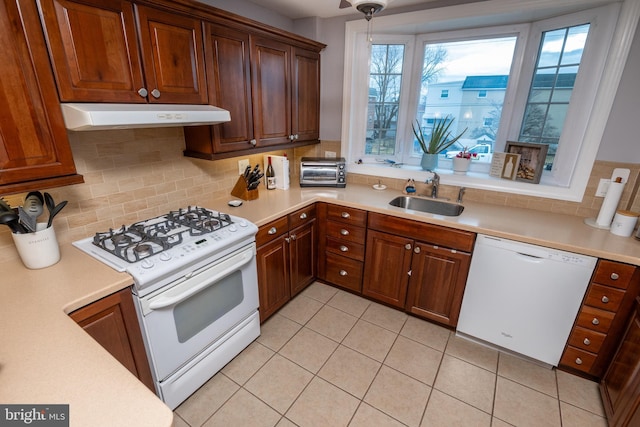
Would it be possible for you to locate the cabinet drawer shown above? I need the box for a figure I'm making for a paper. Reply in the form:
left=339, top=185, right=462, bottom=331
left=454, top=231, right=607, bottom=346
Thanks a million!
left=561, top=346, right=597, bottom=373
left=575, top=305, right=615, bottom=334
left=289, top=205, right=316, bottom=229
left=325, top=236, right=365, bottom=261
left=325, top=252, right=363, bottom=292
left=592, top=260, right=636, bottom=289
left=257, top=216, right=288, bottom=246
left=326, top=204, right=367, bottom=226
left=585, top=283, right=625, bottom=312
left=326, top=220, right=366, bottom=244
left=567, top=326, right=607, bottom=353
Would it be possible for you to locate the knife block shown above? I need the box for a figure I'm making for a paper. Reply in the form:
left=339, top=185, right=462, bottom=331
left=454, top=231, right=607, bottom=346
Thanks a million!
left=230, top=176, right=259, bottom=201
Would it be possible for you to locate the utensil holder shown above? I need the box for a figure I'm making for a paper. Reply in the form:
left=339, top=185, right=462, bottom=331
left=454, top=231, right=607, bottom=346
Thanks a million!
left=230, top=176, right=259, bottom=201
left=11, top=223, right=60, bottom=269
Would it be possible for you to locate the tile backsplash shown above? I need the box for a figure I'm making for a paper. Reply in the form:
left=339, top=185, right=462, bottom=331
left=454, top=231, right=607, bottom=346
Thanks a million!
left=0, top=128, right=636, bottom=264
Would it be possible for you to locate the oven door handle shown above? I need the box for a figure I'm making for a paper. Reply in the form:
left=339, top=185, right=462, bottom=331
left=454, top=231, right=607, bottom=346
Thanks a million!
left=147, top=248, right=254, bottom=311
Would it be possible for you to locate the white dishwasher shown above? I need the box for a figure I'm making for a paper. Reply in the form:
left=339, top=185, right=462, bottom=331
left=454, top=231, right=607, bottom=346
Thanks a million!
left=456, top=234, right=597, bottom=367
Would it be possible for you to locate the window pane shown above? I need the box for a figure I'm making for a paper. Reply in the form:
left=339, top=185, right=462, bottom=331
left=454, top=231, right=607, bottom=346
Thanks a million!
left=519, top=23, right=590, bottom=169
left=417, top=37, right=517, bottom=160
left=367, top=44, right=405, bottom=156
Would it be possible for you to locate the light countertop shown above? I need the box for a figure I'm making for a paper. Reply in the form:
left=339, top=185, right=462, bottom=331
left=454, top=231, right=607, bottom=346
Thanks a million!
left=1, top=183, right=638, bottom=427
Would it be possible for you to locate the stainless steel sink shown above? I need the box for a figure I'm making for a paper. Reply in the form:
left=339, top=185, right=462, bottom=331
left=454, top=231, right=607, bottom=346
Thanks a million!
left=389, top=196, right=464, bottom=216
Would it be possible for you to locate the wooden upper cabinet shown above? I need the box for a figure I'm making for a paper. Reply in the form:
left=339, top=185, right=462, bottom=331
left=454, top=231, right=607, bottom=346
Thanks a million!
left=0, top=0, right=82, bottom=193
left=37, top=0, right=207, bottom=104
left=292, top=47, right=320, bottom=142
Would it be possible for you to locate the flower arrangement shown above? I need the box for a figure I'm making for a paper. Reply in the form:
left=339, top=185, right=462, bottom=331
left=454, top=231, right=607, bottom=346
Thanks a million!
left=455, top=147, right=478, bottom=159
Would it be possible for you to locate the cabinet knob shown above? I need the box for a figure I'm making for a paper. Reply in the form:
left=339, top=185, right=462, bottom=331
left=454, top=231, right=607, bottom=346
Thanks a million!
left=341, top=212, right=350, bottom=219
left=592, top=318, right=600, bottom=326
left=300, top=212, right=307, bottom=219
left=575, top=358, right=583, bottom=365
left=339, top=270, right=348, bottom=276
left=601, top=296, right=609, bottom=303
left=610, top=272, right=619, bottom=280
left=340, top=229, right=349, bottom=236
left=294, top=134, right=299, bottom=140
left=284, top=237, right=290, bottom=243
left=137, top=88, right=148, bottom=97
left=290, top=234, right=296, bottom=241
left=340, top=245, right=349, bottom=252
left=249, top=139, right=257, bottom=146
left=583, top=338, right=591, bottom=346
left=414, top=246, right=421, bottom=254
left=405, top=243, right=412, bottom=250
left=268, top=227, right=277, bottom=235
left=289, top=134, right=295, bottom=140
left=151, top=88, right=161, bottom=98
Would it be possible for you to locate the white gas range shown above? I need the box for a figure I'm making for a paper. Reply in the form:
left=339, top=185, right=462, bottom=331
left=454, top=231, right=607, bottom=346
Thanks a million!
left=73, top=206, right=260, bottom=409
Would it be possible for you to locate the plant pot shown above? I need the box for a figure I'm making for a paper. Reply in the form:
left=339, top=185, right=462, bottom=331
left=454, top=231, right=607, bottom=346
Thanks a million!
left=452, top=157, right=471, bottom=174
left=421, top=153, right=438, bottom=171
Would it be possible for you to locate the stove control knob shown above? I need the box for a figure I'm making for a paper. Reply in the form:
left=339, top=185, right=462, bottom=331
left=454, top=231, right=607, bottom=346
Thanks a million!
left=159, top=253, right=172, bottom=261
left=141, top=259, right=154, bottom=269
left=238, top=220, right=248, bottom=227
left=229, top=225, right=237, bottom=232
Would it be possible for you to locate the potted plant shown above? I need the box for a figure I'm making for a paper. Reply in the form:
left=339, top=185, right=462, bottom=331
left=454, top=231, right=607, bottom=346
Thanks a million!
left=452, top=146, right=477, bottom=174
left=412, top=115, right=467, bottom=170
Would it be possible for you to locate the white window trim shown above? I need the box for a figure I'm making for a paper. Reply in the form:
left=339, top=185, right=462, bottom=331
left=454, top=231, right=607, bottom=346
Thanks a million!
left=341, top=0, right=640, bottom=202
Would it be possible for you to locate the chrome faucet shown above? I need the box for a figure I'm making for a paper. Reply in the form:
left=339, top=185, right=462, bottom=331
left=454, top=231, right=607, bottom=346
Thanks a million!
left=426, top=170, right=439, bottom=198
left=457, top=187, right=466, bottom=204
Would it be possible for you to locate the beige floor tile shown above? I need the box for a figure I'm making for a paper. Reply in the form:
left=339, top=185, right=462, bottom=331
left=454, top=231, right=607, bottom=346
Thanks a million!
left=300, top=281, right=339, bottom=303
left=362, top=302, right=408, bottom=333
left=560, top=402, right=608, bottom=427
left=306, top=304, right=358, bottom=342
left=279, top=327, right=338, bottom=373
left=203, top=388, right=280, bottom=427
left=491, top=417, right=515, bottom=426
left=493, top=377, right=561, bottom=427
left=318, top=345, right=381, bottom=398
left=244, top=354, right=313, bottom=414
left=174, top=373, right=239, bottom=426
left=400, top=316, right=451, bottom=352
left=276, top=417, right=298, bottom=427
left=222, top=341, right=274, bottom=385
left=349, top=403, right=406, bottom=427
left=257, top=314, right=302, bottom=351
left=421, top=389, right=492, bottom=427
left=364, top=365, right=432, bottom=427
left=286, top=377, right=360, bottom=427
left=172, top=414, right=190, bottom=427
left=328, top=290, right=371, bottom=317
left=384, top=335, right=443, bottom=386
left=433, top=355, right=496, bottom=413
left=557, top=370, right=605, bottom=416
left=497, top=353, right=557, bottom=397
left=446, top=334, right=499, bottom=372
left=277, top=295, right=324, bottom=325
left=343, top=319, right=398, bottom=362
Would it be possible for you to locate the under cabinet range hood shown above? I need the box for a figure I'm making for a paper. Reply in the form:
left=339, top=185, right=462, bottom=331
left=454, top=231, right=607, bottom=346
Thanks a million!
left=60, top=103, right=231, bottom=131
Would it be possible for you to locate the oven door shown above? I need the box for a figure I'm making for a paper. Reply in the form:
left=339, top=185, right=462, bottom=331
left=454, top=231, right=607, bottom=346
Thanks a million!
left=136, top=243, right=258, bottom=381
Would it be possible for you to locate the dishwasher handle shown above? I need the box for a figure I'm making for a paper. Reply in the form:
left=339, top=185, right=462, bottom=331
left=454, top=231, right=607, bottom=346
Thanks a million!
left=515, top=252, right=544, bottom=263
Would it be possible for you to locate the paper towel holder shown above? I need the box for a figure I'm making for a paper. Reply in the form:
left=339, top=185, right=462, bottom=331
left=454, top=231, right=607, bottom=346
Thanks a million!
left=584, top=168, right=630, bottom=229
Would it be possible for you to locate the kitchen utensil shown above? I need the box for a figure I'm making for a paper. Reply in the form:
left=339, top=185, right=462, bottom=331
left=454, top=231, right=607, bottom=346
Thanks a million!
left=44, top=192, right=68, bottom=228
left=24, top=191, right=44, bottom=227
left=0, top=211, right=27, bottom=234
left=0, top=197, right=11, bottom=212
left=18, top=206, right=36, bottom=232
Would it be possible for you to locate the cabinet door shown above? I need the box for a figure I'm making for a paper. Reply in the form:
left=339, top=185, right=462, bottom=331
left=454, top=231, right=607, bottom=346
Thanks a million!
left=250, top=35, right=291, bottom=147
left=37, top=0, right=145, bottom=103
left=405, top=243, right=471, bottom=327
left=69, top=288, right=154, bottom=391
left=289, top=219, right=316, bottom=297
left=362, top=230, right=412, bottom=308
left=1, top=0, right=82, bottom=193
left=291, top=47, right=320, bottom=142
left=257, top=235, right=290, bottom=322
left=135, top=5, right=207, bottom=104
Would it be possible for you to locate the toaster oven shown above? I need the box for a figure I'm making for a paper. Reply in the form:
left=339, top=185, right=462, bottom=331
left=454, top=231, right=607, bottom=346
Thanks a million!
left=299, top=157, right=346, bottom=188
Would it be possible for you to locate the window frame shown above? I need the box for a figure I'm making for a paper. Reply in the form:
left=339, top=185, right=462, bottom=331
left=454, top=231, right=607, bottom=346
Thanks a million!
left=341, top=0, right=638, bottom=202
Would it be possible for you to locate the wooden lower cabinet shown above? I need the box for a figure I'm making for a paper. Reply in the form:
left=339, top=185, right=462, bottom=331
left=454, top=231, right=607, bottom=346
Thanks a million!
left=600, top=297, right=640, bottom=426
left=69, top=288, right=154, bottom=391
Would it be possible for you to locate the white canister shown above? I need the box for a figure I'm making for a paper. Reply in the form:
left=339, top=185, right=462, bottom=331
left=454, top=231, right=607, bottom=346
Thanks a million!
left=610, top=210, right=639, bottom=237
left=11, top=223, right=61, bottom=269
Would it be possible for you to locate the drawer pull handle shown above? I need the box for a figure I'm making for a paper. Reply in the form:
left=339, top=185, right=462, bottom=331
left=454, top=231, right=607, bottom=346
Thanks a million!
left=583, top=338, right=591, bottom=346
left=601, top=296, right=609, bottom=303
left=268, top=227, right=277, bottom=235
left=340, top=245, right=349, bottom=252
left=592, top=318, right=600, bottom=326
left=340, top=229, right=349, bottom=236
left=610, top=273, right=619, bottom=280
left=300, top=212, right=307, bottom=219
left=339, top=270, right=348, bottom=276
left=575, top=358, right=583, bottom=365
left=341, top=212, right=350, bottom=219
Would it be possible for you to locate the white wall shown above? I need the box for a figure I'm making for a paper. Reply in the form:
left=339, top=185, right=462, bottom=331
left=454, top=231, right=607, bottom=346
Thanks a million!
left=198, top=0, right=294, bottom=32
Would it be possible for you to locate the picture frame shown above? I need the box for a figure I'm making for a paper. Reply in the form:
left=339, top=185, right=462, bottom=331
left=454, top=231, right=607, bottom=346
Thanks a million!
left=504, top=141, right=549, bottom=184
left=489, top=152, right=521, bottom=180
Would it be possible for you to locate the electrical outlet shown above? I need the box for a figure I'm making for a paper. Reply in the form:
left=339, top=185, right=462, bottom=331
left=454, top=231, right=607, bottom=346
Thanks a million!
left=238, top=159, right=250, bottom=175
left=595, top=178, right=610, bottom=197
left=325, top=151, right=336, bottom=158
